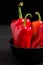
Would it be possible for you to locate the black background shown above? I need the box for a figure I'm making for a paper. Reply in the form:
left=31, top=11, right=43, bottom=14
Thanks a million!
left=0, top=0, right=43, bottom=24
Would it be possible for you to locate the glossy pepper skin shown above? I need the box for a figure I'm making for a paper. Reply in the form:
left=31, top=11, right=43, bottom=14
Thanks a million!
left=31, top=23, right=43, bottom=48
left=32, top=12, right=42, bottom=37
left=36, top=23, right=43, bottom=48
left=31, top=12, right=43, bottom=48
left=10, top=2, right=32, bottom=48
left=38, top=23, right=43, bottom=48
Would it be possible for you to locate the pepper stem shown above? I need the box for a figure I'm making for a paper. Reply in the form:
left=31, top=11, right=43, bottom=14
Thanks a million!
left=35, top=12, right=41, bottom=20
left=18, top=2, right=23, bottom=18
left=24, top=13, right=32, bottom=26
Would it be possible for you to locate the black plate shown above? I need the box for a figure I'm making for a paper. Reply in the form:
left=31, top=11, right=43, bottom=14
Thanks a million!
left=9, top=38, right=43, bottom=64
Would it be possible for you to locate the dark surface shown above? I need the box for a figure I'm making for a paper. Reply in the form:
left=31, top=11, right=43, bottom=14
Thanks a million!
left=10, top=38, right=43, bottom=65
left=0, top=25, right=43, bottom=65
left=0, top=25, right=22, bottom=65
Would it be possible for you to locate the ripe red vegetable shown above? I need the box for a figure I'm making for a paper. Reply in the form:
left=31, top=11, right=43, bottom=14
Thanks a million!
left=32, top=12, right=43, bottom=39
left=10, top=2, right=32, bottom=48
left=37, top=24, right=43, bottom=48
left=31, top=12, right=43, bottom=48
left=31, top=23, right=43, bottom=48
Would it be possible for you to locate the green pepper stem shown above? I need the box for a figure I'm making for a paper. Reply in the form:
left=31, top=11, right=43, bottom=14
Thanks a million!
left=24, top=13, right=32, bottom=26
left=35, top=12, right=41, bottom=20
left=18, top=2, right=23, bottom=18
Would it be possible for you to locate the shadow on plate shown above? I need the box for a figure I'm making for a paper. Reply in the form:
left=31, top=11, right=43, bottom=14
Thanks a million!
left=9, top=38, right=43, bottom=65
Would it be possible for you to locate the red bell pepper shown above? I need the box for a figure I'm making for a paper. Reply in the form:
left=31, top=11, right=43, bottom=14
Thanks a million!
left=37, top=23, right=43, bottom=48
left=10, top=2, right=33, bottom=48
left=32, top=12, right=42, bottom=38
left=31, top=23, right=43, bottom=48
left=31, top=12, right=43, bottom=48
